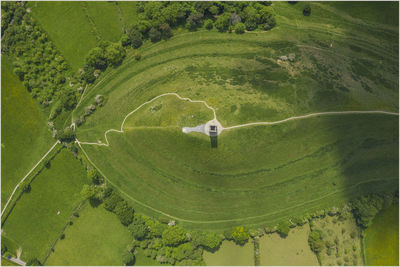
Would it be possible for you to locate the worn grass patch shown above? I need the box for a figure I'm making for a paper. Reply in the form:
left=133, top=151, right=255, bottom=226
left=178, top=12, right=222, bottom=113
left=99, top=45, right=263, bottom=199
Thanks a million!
left=259, top=224, right=318, bottom=266
left=203, top=240, right=253, bottom=266
left=2, top=149, right=87, bottom=262
left=364, top=204, right=399, bottom=266
left=1, top=56, right=53, bottom=209
left=46, top=204, right=131, bottom=266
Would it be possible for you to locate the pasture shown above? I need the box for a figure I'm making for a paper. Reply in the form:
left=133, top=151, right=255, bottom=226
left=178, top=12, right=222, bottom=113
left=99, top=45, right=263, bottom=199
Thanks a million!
left=203, top=240, right=253, bottom=266
left=259, top=225, right=318, bottom=265
left=2, top=149, right=87, bottom=262
left=1, top=56, right=53, bottom=209
left=364, top=204, right=399, bottom=266
left=46, top=204, right=131, bottom=266
left=73, top=1, right=398, bottom=230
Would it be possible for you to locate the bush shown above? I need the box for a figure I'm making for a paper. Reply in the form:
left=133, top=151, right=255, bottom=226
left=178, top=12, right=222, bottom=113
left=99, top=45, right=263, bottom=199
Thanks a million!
left=21, top=182, right=31, bottom=193
left=308, top=230, right=324, bottom=254
left=231, top=226, right=250, bottom=245
left=204, top=19, right=213, bottom=30
left=149, top=27, right=161, bottom=42
left=122, top=250, right=135, bottom=266
left=114, top=201, right=135, bottom=226
left=87, top=169, right=101, bottom=184
left=159, top=23, right=173, bottom=39
left=190, top=231, right=222, bottom=249
left=60, top=234, right=65, bottom=239
left=234, top=22, right=245, bottom=34
left=303, top=5, right=311, bottom=16
left=215, top=13, right=230, bottom=32
left=120, top=34, right=130, bottom=47
left=276, top=221, right=290, bottom=237
left=127, top=27, right=143, bottom=48
left=104, top=192, right=123, bottom=212
left=134, top=52, right=141, bottom=61
left=129, top=222, right=149, bottom=240
left=162, top=226, right=187, bottom=246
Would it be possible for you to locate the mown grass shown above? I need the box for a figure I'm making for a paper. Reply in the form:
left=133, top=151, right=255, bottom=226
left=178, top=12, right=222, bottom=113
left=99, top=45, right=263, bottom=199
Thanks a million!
left=259, top=225, right=318, bottom=266
left=2, top=149, right=87, bottom=262
left=203, top=240, right=254, bottom=266
left=82, top=114, right=398, bottom=230
left=364, top=204, right=399, bottom=266
left=46, top=204, right=131, bottom=266
left=70, top=2, right=398, bottom=231
left=1, top=56, right=53, bottom=210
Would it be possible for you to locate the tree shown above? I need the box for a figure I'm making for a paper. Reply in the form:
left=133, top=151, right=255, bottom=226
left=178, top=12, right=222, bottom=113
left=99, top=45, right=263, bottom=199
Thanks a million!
left=56, top=127, right=75, bottom=142
left=159, top=23, right=173, bottom=39
left=149, top=27, right=161, bottom=42
left=204, top=19, right=213, bottom=30
left=214, top=13, right=230, bottom=32
left=114, top=201, right=135, bottom=226
left=134, top=52, right=141, bottom=61
left=85, top=47, right=108, bottom=70
left=209, top=5, right=219, bottom=15
left=276, top=221, right=290, bottom=237
left=190, top=231, right=222, bottom=249
left=105, top=42, right=126, bottom=67
left=231, top=226, right=249, bottom=245
left=303, top=5, right=311, bottom=16
left=120, top=34, right=130, bottom=47
left=351, top=194, right=384, bottom=228
left=308, top=229, right=324, bottom=254
left=122, top=250, right=135, bottom=266
left=186, top=12, right=203, bottom=30
left=104, top=192, right=123, bottom=212
left=234, top=22, right=245, bottom=34
left=230, top=13, right=242, bottom=26
left=27, top=258, right=42, bottom=266
left=129, top=222, right=149, bottom=240
left=243, top=6, right=259, bottom=31
left=127, top=27, right=143, bottom=48
left=162, top=226, right=187, bottom=246
left=172, top=243, right=195, bottom=261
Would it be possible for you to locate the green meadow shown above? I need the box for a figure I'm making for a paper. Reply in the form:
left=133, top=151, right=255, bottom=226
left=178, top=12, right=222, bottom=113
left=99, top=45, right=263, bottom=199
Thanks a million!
left=203, top=240, right=254, bottom=266
left=1, top=56, right=53, bottom=210
left=71, top=2, right=398, bottom=231
left=364, top=204, right=399, bottom=266
left=46, top=204, right=131, bottom=266
left=2, top=149, right=87, bottom=262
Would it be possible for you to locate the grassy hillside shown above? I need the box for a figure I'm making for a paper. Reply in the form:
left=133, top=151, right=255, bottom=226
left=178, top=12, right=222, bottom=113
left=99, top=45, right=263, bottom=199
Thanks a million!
left=2, top=149, right=87, bottom=262
left=1, top=56, right=53, bottom=209
left=46, top=204, right=131, bottom=266
left=74, top=2, right=398, bottom=230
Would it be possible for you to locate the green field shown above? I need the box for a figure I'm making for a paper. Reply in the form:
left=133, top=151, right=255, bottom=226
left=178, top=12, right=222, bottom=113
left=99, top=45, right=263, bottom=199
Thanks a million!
left=364, top=204, right=399, bottom=266
left=203, top=240, right=254, bottom=266
left=2, top=149, right=87, bottom=262
left=1, top=56, right=53, bottom=209
left=72, top=2, right=398, bottom=231
left=46, top=204, right=131, bottom=266
left=259, top=225, right=318, bottom=265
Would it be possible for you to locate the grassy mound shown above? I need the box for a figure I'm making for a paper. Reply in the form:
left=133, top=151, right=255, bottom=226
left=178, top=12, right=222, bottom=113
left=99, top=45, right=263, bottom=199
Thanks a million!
left=72, top=2, right=398, bottom=230
left=1, top=56, right=53, bottom=209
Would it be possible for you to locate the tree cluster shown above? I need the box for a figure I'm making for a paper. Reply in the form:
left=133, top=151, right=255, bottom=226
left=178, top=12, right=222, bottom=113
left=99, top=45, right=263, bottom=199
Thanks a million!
left=350, top=193, right=386, bottom=228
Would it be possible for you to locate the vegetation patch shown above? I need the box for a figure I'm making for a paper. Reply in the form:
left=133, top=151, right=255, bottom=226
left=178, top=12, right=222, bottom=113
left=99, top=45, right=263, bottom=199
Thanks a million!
left=203, top=240, right=254, bottom=266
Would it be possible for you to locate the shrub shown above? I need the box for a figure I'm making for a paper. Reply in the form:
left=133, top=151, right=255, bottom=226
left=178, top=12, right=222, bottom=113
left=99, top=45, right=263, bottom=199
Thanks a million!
left=120, top=34, right=130, bottom=47
left=134, top=52, right=141, bottom=61
left=190, top=231, right=222, bottom=249
left=276, top=221, right=290, bottom=237
left=215, top=13, right=230, bottom=32
left=172, top=243, right=195, bottom=261
left=204, top=19, right=213, bottom=30
left=159, top=23, right=173, bottom=39
left=308, top=230, right=324, bottom=254
left=234, top=23, right=245, bottom=34
left=60, top=234, right=65, bottom=239
left=122, top=250, right=135, bottom=266
left=21, top=182, right=31, bottom=193
left=127, top=27, right=143, bottom=48
left=231, top=226, right=250, bottom=245
left=303, top=5, right=311, bottom=16
left=87, top=169, right=101, bottom=184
